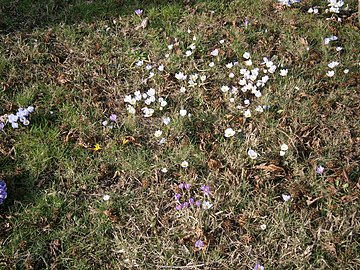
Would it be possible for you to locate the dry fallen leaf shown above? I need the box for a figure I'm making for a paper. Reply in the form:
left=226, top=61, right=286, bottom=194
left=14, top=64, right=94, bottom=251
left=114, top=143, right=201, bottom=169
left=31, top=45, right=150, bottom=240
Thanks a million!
left=255, top=164, right=285, bottom=172
left=208, top=159, right=222, bottom=170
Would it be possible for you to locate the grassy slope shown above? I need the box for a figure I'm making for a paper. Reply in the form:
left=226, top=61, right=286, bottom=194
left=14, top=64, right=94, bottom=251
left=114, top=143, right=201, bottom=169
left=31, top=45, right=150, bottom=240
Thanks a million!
left=0, top=0, right=359, bottom=269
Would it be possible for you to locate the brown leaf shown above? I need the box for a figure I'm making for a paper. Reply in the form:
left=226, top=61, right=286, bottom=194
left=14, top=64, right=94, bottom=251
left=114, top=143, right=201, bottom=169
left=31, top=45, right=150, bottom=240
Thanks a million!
left=208, top=159, right=222, bottom=170
left=103, top=210, right=118, bottom=223
left=56, top=73, right=69, bottom=85
left=255, top=164, right=285, bottom=172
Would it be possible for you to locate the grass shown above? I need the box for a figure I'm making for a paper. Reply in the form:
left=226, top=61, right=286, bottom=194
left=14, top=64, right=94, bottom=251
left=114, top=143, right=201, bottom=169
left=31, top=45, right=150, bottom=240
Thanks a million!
left=0, top=0, right=359, bottom=269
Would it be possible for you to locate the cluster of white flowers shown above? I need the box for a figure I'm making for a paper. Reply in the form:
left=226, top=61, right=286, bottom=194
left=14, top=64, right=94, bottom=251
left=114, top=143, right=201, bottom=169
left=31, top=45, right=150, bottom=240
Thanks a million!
left=219, top=53, right=284, bottom=119
left=326, top=61, right=340, bottom=77
left=277, top=0, right=301, bottom=6
left=326, top=0, right=344, bottom=13
left=175, top=72, right=206, bottom=89
left=324, top=35, right=338, bottom=45
left=124, top=88, right=167, bottom=117
left=2, top=106, right=35, bottom=129
left=280, top=143, right=289, bottom=156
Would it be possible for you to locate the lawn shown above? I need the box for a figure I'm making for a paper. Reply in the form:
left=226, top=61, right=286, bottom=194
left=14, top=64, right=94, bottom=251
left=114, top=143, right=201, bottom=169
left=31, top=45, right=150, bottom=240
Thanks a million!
left=0, top=0, right=359, bottom=269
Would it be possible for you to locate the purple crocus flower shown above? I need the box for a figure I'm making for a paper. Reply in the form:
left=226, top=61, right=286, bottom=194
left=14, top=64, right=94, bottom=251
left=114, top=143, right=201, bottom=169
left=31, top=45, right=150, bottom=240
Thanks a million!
left=253, top=263, right=264, bottom=270
left=189, top=198, right=194, bottom=205
left=175, top=204, right=182, bottom=210
left=178, top=183, right=184, bottom=189
left=195, top=200, right=201, bottom=207
left=109, top=114, right=117, bottom=122
left=244, top=19, right=249, bottom=29
left=175, top=193, right=181, bottom=200
left=200, top=185, right=211, bottom=195
left=184, top=183, right=191, bottom=190
left=195, top=239, right=204, bottom=248
left=0, top=122, right=4, bottom=130
left=316, top=165, right=325, bottom=175
left=0, top=180, right=7, bottom=205
left=135, top=9, right=143, bottom=15
left=183, top=202, right=189, bottom=208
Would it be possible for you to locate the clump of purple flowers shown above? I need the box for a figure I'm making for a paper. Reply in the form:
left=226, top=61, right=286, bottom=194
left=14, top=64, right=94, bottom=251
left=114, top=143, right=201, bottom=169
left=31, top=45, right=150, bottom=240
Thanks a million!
left=2, top=106, right=34, bottom=129
left=175, top=183, right=213, bottom=210
left=0, top=180, right=7, bottom=205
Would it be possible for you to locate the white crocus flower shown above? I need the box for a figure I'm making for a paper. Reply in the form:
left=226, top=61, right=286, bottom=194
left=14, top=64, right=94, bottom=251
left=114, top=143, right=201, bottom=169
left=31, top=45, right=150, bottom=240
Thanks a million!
left=244, top=109, right=251, bottom=118
left=326, top=70, right=335, bottom=77
left=224, top=128, right=236, bottom=138
left=154, top=130, right=163, bottom=137
left=162, top=117, right=171, bottom=125
left=247, top=149, right=258, bottom=159
left=211, top=49, right=219, bottom=56
left=281, top=144, right=289, bottom=151
left=181, top=161, right=189, bottom=168
left=243, top=52, right=251, bottom=59
left=280, top=69, right=288, bottom=76
left=179, top=109, right=187, bottom=116
left=202, top=200, right=213, bottom=210
left=221, top=86, right=230, bottom=93
left=175, top=72, right=187, bottom=80
left=127, top=105, right=136, bottom=114
left=282, top=194, right=291, bottom=202
left=328, top=61, right=339, bottom=69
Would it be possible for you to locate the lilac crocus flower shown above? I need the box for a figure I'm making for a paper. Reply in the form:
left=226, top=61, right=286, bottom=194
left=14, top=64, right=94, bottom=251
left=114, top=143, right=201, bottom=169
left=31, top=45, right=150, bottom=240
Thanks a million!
left=200, top=185, right=211, bottom=195
left=195, top=200, right=201, bottom=207
left=188, top=198, right=194, bottom=205
left=175, top=193, right=181, bottom=200
left=253, top=263, right=264, bottom=270
left=0, top=122, right=4, bottom=130
left=195, top=239, right=204, bottom=248
left=109, top=114, right=117, bottom=122
left=0, top=180, right=7, bottom=205
left=244, top=19, right=249, bottom=28
left=184, top=183, right=191, bottom=190
left=135, top=9, right=143, bottom=15
left=175, top=204, right=182, bottom=210
left=178, top=183, right=184, bottom=189
left=316, top=165, right=325, bottom=175
left=183, top=202, right=189, bottom=208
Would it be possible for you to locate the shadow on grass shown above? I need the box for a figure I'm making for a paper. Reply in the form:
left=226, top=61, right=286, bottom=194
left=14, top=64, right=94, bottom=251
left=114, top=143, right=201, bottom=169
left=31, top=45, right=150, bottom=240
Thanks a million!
left=0, top=0, right=217, bottom=33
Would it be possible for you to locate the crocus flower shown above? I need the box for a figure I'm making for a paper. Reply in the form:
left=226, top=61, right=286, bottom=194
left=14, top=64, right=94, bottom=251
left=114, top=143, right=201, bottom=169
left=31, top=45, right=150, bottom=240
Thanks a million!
left=254, top=263, right=264, bottom=270
left=0, top=180, right=7, bottom=205
left=202, top=200, right=213, bottom=210
left=181, top=161, right=189, bottom=168
left=109, top=114, right=117, bottom=122
left=201, top=185, right=211, bottom=196
left=195, top=239, right=205, bottom=248
left=248, top=149, right=258, bottom=159
left=195, top=200, right=201, bottom=207
left=316, top=165, right=325, bottom=174
left=135, top=9, right=143, bottom=15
